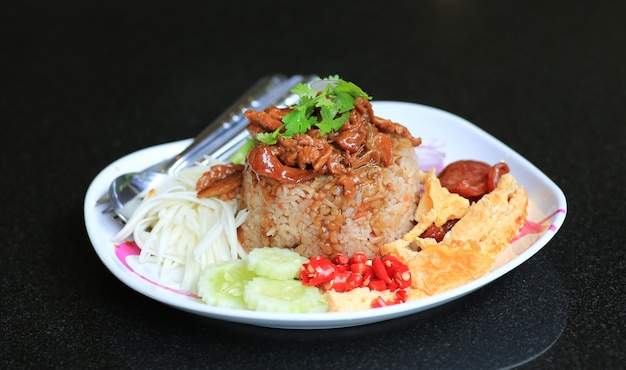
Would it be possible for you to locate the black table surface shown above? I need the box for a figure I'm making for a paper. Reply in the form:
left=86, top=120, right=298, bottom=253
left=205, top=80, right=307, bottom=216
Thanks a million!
left=2, top=1, right=625, bottom=369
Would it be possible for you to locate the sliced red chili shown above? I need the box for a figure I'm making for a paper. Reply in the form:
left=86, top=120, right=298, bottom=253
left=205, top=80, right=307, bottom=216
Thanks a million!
left=395, top=289, right=408, bottom=303
left=368, top=279, right=387, bottom=291
left=346, top=273, right=364, bottom=290
left=391, top=264, right=412, bottom=289
left=327, top=271, right=351, bottom=292
left=300, top=253, right=412, bottom=302
left=334, top=264, right=350, bottom=273
left=382, top=254, right=402, bottom=271
left=350, top=262, right=372, bottom=276
left=372, top=257, right=393, bottom=284
left=387, top=281, right=398, bottom=292
left=349, top=252, right=369, bottom=264
left=371, top=295, right=404, bottom=308
left=300, top=256, right=336, bottom=286
left=362, top=268, right=374, bottom=286
left=371, top=296, right=387, bottom=308
left=333, top=254, right=349, bottom=265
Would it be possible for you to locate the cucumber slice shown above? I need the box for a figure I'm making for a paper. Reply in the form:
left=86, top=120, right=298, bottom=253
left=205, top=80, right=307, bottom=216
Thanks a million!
left=197, top=260, right=257, bottom=310
left=244, top=277, right=328, bottom=313
left=246, top=247, right=308, bottom=281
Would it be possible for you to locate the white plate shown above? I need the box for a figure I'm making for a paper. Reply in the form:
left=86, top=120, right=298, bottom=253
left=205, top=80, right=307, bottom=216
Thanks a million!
left=84, top=101, right=567, bottom=329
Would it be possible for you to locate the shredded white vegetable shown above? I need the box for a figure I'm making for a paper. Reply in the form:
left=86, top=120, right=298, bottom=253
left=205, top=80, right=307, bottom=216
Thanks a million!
left=112, top=160, right=248, bottom=293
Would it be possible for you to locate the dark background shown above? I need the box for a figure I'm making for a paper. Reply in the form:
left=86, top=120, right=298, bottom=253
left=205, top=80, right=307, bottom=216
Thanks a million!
left=2, top=1, right=625, bottom=368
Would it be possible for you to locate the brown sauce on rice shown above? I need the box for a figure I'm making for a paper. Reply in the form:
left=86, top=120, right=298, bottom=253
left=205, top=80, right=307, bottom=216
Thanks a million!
left=239, top=97, right=422, bottom=258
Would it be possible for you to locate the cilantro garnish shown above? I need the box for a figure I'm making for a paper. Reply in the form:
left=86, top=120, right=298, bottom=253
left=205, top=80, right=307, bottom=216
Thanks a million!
left=257, top=76, right=372, bottom=145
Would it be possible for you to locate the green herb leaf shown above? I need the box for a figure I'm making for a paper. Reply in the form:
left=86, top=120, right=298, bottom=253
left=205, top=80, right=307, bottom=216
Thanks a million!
left=334, top=79, right=372, bottom=101
left=258, top=75, right=371, bottom=143
left=257, top=128, right=282, bottom=145
left=282, top=109, right=312, bottom=137
left=291, top=83, right=318, bottom=100
left=333, top=91, right=356, bottom=113
left=317, top=111, right=350, bottom=136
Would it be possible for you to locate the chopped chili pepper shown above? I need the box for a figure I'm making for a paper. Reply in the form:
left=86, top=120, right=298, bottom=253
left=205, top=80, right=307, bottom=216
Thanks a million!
left=371, top=296, right=388, bottom=308
left=382, top=254, right=402, bottom=271
left=392, top=264, right=412, bottom=289
left=346, top=273, right=364, bottom=290
left=299, top=252, right=412, bottom=301
left=370, top=294, right=404, bottom=308
left=395, top=289, right=408, bottom=302
left=382, top=254, right=412, bottom=289
left=333, top=254, right=349, bottom=265
left=326, top=271, right=351, bottom=292
left=349, top=252, right=368, bottom=264
left=372, top=257, right=393, bottom=284
left=362, top=268, right=373, bottom=286
left=368, top=279, right=387, bottom=291
left=387, top=281, right=398, bottom=292
left=350, top=262, right=372, bottom=276
left=334, top=264, right=350, bottom=273
left=300, top=256, right=336, bottom=286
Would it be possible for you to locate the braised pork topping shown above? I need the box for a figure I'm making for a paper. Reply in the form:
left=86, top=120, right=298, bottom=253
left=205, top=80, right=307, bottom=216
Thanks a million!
left=244, top=97, right=421, bottom=189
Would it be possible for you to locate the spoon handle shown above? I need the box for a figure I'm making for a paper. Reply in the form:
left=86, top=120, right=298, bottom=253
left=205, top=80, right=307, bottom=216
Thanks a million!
left=162, top=74, right=316, bottom=174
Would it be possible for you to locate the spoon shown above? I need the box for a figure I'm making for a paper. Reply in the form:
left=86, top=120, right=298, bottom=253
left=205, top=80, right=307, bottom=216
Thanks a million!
left=102, top=74, right=317, bottom=222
